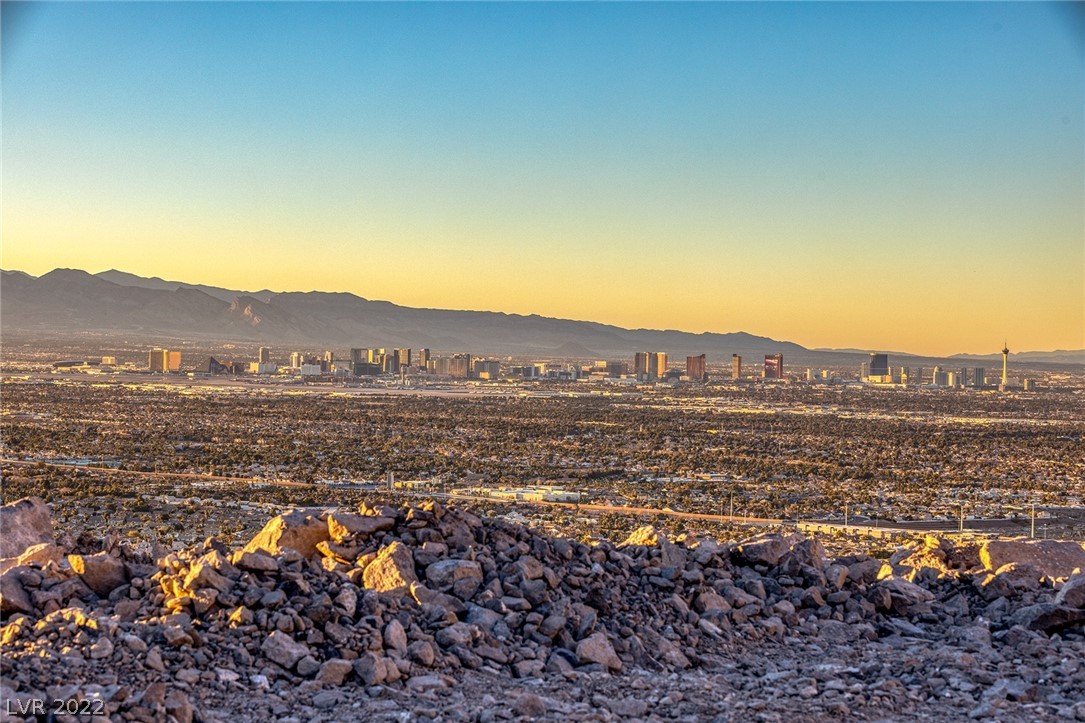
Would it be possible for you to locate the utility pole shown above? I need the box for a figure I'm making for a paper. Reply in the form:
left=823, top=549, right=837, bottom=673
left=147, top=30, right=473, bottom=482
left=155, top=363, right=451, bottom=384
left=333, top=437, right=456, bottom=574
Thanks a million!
left=730, top=492, right=734, bottom=520
left=844, top=502, right=849, bottom=527
left=1031, top=502, right=1036, bottom=539
left=959, top=503, right=964, bottom=534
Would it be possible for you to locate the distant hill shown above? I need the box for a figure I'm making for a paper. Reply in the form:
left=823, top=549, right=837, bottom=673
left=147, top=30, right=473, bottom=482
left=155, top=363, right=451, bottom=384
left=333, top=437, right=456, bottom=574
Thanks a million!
left=949, top=349, right=1085, bottom=365
left=1, top=268, right=808, bottom=358
left=94, top=269, right=276, bottom=304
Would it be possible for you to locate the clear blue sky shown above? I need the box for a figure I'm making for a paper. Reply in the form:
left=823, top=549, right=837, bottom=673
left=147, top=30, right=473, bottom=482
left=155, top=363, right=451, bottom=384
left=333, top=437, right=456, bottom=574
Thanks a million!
left=3, top=2, right=1082, bottom=354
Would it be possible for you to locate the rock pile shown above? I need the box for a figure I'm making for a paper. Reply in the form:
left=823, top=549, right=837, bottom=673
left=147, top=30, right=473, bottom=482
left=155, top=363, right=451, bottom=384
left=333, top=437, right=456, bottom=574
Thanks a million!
left=1, top=497, right=1084, bottom=721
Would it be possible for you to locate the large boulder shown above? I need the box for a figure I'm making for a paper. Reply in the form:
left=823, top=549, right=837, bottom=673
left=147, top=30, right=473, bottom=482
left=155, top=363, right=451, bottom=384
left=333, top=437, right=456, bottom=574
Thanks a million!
left=788, top=538, right=827, bottom=569
left=327, top=513, right=395, bottom=543
left=735, top=534, right=792, bottom=567
left=261, top=630, right=310, bottom=670
left=1055, top=571, right=1085, bottom=609
left=873, top=576, right=935, bottom=614
left=619, top=526, right=685, bottom=568
left=425, top=559, right=483, bottom=599
left=15, top=543, right=66, bottom=570
left=979, top=540, right=1085, bottom=580
left=244, top=510, right=330, bottom=557
left=68, top=552, right=127, bottom=597
left=183, top=560, right=234, bottom=594
left=620, top=526, right=665, bottom=548
left=990, top=562, right=1044, bottom=592
left=0, top=567, right=34, bottom=614
left=233, top=550, right=279, bottom=572
left=0, top=497, right=54, bottom=559
left=363, top=541, right=418, bottom=595
left=692, top=590, right=730, bottom=614
left=1008, top=603, right=1085, bottom=634
left=895, top=545, right=954, bottom=583
left=575, top=632, right=622, bottom=671
left=847, top=558, right=885, bottom=584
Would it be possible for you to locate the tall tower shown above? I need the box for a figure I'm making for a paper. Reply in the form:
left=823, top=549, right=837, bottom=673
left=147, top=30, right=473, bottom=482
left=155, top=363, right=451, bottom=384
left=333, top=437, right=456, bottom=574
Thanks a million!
left=1001, top=341, right=1009, bottom=387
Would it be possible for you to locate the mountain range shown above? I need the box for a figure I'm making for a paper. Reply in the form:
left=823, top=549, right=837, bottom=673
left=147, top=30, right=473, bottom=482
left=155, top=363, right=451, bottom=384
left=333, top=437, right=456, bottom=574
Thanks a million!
left=2, top=268, right=1081, bottom=366
left=1, top=268, right=807, bottom=359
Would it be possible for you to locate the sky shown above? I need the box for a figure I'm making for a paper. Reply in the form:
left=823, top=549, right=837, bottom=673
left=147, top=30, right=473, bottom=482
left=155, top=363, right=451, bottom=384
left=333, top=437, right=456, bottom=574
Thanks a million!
left=2, top=2, right=1082, bottom=356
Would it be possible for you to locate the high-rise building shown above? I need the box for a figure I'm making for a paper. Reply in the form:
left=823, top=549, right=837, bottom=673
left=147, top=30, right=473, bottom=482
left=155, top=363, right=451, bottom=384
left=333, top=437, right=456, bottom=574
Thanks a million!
left=932, top=366, right=949, bottom=387
left=473, top=360, right=500, bottom=379
left=393, top=348, right=412, bottom=372
left=860, top=362, right=870, bottom=380
left=148, top=349, right=180, bottom=373
left=252, top=361, right=277, bottom=374
left=606, top=361, right=629, bottom=377
left=972, top=367, right=986, bottom=388
left=731, top=354, right=742, bottom=380
left=148, top=348, right=167, bottom=372
left=368, top=348, right=386, bottom=364
left=354, top=362, right=382, bottom=376
left=869, top=353, right=889, bottom=377
left=686, top=354, right=706, bottom=381
left=633, top=352, right=649, bottom=378
left=350, top=348, right=366, bottom=366
left=417, top=348, right=430, bottom=369
left=649, top=352, right=667, bottom=380
left=1001, top=341, right=1010, bottom=387
left=258, top=347, right=271, bottom=364
left=290, top=351, right=304, bottom=368
left=449, top=354, right=472, bottom=379
left=1022, top=378, right=1036, bottom=391
left=763, top=354, right=783, bottom=379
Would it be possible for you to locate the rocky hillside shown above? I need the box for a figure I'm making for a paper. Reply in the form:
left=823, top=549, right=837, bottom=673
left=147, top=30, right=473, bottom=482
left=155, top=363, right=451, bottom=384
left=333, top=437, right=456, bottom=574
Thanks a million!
left=1, top=497, right=1084, bottom=722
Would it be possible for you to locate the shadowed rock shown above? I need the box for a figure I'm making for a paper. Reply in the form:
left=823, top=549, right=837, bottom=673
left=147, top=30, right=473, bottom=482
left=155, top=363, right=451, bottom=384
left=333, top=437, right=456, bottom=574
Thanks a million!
left=979, top=540, right=1085, bottom=580
left=67, top=552, right=126, bottom=597
left=0, top=497, right=54, bottom=560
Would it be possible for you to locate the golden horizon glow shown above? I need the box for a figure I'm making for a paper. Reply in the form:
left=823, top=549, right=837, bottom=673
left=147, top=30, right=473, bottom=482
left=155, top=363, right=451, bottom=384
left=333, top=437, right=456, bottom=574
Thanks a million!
left=3, top=3, right=1082, bottom=356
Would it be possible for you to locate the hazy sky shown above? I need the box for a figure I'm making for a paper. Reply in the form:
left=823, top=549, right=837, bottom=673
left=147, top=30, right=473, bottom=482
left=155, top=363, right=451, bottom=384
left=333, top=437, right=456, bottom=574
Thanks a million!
left=3, top=2, right=1082, bottom=355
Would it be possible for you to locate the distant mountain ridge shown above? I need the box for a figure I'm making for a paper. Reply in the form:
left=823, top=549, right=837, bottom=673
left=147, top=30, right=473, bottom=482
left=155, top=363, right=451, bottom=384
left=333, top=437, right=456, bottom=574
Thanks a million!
left=1, top=268, right=808, bottom=358
left=949, top=349, right=1085, bottom=365
left=94, top=269, right=277, bottom=304
left=2, top=268, right=1080, bottom=365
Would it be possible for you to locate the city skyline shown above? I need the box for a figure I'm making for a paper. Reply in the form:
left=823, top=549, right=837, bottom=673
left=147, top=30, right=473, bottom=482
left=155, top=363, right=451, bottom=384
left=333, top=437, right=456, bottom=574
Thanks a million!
left=3, top=2, right=1082, bottom=356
